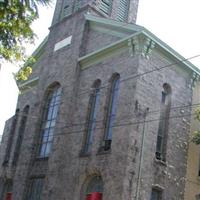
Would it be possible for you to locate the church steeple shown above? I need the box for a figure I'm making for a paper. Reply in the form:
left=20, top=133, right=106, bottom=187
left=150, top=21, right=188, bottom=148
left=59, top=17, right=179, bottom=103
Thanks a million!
left=51, top=0, right=139, bottom=25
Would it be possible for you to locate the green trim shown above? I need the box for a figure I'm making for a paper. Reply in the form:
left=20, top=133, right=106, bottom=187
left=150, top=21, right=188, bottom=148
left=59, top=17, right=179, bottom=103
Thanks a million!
left=32, top=36, right=48, bottom=59
left=18, top=77, right=39, bottom=92
left=85, top=14, right=143, bottom=33
left=78, top=32, right=141, bottom=69
left=82, top=14, right=200, bottom=75
left=90, top=22, right=133, bottom=38
left=140, top=30, right=200, bottom=75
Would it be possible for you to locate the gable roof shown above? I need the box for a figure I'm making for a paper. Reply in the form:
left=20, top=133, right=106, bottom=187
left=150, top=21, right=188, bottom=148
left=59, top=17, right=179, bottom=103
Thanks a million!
left=79, top=14, right=200, bottom=75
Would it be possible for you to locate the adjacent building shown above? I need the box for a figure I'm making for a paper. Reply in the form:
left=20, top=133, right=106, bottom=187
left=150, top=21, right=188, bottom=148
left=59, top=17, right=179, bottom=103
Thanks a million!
left=184, top=82, right=200, bottom=200
left=0, top=0, right=200, bottom=199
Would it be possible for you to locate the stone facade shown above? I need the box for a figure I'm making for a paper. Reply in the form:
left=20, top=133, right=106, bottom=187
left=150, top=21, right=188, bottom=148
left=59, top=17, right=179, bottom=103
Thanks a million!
left=0, top=1, right=199, bottom=200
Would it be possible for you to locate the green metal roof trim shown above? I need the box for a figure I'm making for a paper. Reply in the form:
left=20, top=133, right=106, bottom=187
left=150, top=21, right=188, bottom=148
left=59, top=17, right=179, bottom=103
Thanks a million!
left=141, top=29, right=200, bottom=75
left=32, top=36, right=48, bottom=59
left=15, top=36, right=48, bottom=88
left=80, top=14, right=200, bottom=75
left=85, top=14, right=143, bottom=33
left=78, top=32, right=141, bottom=69
left=18, top=77, right=39, bottom=93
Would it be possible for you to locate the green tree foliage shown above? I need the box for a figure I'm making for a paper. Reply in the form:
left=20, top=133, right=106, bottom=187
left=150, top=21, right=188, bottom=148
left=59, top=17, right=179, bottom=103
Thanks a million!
left=0, top=0, right=50, bottom=62
left=192, top=107, right=200, bottom=144
left=14, top=56, right=35, bottom=80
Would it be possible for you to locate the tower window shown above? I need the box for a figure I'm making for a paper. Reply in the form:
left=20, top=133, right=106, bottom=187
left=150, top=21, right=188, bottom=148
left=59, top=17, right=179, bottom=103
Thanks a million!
left=61, top=0, right=72, bottom=18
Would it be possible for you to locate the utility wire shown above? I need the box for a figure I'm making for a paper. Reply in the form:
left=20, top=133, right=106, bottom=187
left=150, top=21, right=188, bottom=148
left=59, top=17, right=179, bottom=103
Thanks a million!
left=1, top=99, right=196, bottom=131
left=0, top=107, right=194, bottom=144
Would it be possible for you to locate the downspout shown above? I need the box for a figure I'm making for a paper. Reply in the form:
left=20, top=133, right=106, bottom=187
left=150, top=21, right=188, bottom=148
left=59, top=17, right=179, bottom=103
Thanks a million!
left=135, top=107, right=149, bottom=200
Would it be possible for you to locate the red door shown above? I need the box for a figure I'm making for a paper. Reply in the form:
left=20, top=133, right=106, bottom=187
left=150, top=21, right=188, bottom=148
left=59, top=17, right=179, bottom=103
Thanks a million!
left=86, top=192, right=102, bottom=200
left=5, top=192, right=12, bottom=200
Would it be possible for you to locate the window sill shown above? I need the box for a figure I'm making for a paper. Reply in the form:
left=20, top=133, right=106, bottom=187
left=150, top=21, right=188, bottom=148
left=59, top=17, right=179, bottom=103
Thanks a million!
left=154, top=157, right=167, bottom=166
left=35, top=157, right=49, bottom=162
left=79, top=151, right=91, bottom=157
left=97, top=147, right=111, bottom=155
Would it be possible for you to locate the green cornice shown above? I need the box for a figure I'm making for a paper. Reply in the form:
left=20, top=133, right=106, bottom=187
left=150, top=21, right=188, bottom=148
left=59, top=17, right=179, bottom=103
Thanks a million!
left=80, top=14, right=200, bottom=75
left=140, top=29, right=200, bottom=75
left=32, top=36, right=48, bottom=59
left=78, top=32, right=141, bottom=69
left=18, top=77, right=39, bottom=93
left=85, top=14, right=143, bottom=33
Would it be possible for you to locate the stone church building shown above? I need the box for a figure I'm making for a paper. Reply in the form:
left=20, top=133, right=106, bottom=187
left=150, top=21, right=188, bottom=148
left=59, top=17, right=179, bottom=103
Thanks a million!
left=0, top=0, right=200, bottom=199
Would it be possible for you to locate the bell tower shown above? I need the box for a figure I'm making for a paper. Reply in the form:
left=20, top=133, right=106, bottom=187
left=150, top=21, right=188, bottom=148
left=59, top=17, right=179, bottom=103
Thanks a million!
left=51, top=0, right=139, bottom=25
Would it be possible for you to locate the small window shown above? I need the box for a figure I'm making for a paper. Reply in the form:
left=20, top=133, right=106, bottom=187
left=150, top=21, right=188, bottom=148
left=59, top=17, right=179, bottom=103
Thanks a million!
left=39, top=84, right=62, bottom=158
left=82, top=80, right=101, bottom=154
left=26, top=178, right=44, bottom=200
left=150, top=188, right=162, bottom=200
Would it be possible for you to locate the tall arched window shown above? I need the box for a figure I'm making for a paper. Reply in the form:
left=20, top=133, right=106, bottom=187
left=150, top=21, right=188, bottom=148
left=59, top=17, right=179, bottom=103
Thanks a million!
left=39, top=84, right=62, bottom=158
left=83, top=80, right=101, bottom=153
left=104, top=74, right=120, bottom=151
left=156, top=83, right=171, bottom=161
left=12, top=105, right=29, bottom=166
left=85, top=176, right=103, bottom=200
left=3, top=109, right=19, bottom=166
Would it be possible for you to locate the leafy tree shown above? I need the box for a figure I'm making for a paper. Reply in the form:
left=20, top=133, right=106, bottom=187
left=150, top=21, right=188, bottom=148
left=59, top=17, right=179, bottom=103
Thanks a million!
left=0, top=0, right=50, bottom=63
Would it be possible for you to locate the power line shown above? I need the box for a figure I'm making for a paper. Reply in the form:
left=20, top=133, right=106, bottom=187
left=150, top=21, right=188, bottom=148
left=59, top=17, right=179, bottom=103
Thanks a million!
left=17, top=53, right=200, bottom=107
left=1, top=99, right=196, bottom=131
left=0, top=106, right=194, bottom=144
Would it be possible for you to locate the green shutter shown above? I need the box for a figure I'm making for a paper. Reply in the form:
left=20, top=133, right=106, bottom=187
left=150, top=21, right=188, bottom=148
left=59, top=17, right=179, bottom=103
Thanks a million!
left=99, top=0, right=111, bottom=15
left=61, top=0, right=72, bottom=18
left=74, top=0, right=81, bottom=11
left=116, top=0, right=129, bottom=21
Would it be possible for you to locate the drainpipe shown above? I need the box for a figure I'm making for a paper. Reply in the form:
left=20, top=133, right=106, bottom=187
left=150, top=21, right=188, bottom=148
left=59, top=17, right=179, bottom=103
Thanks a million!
left=135, top=107, right=149, bottom=200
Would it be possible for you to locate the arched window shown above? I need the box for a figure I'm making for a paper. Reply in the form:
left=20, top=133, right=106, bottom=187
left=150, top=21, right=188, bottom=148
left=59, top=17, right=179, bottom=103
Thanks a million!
left=12, top=105, right=29, bottom=166
left=85, top=176, right=103, bottom=200
left=39, top=84, right=62, bottom=158
left=104, top=74, right=120, bottom=151
left=83, top=80, right=101, bottom=153
left=3, top=109, right=19, bottom=166
left=156, top=83, right=171, bottom=161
